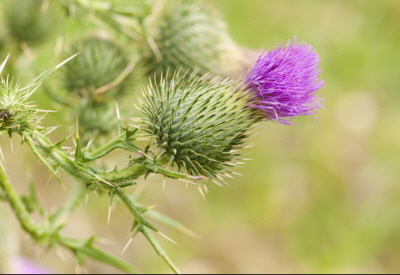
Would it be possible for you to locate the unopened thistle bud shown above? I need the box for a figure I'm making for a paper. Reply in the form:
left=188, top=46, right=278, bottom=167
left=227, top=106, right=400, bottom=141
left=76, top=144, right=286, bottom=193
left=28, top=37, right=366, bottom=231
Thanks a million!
left=61, top=37, right=134, bottom=104
left=243, top=38, right=325, bottom=124
left=0, top=78, right=43, bottom=137
left=73, top=101, right=120, bottom=141
left=140, top=72, right=261, bottom=182
left=143, top=0, right=243, bottom=79
left=4, top=0, right=58, bottom=45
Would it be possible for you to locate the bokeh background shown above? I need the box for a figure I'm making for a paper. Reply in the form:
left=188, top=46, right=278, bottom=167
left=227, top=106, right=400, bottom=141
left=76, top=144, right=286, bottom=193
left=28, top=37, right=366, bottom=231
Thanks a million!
left=1, top=0, right=400, bottom=273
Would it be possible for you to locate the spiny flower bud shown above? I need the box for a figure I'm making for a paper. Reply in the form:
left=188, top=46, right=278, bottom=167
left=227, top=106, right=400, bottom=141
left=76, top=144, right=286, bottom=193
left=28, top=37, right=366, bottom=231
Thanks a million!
left=61, top=37, right=134, bottom=104
left=243, top=38, right=325, bottom=124
left=143, top=0, right=243, bottom=79
left=0, top=78, right=43, bottom=137
left=4, top=0, right=58, bottom=45
left=140, top=72, right=261, bottom=183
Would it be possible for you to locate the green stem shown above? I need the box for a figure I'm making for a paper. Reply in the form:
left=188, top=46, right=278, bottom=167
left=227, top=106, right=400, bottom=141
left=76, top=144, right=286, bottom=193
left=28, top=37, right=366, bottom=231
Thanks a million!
left=58, top=236, right=141, bottom=274
left=114, top=189, right=158, bottom=232
left=25, top=137, right=63, bottom=184
left=115, top=189, right=181, bottom=274
left=0, top=164, right=44, bottom=239
left=100, top=161, right=146, bottom=183
left=0, top=164, right=141, bottom=273
left=29, top=133, right=98, bottom=183
left=141, top=227, right=181, bottom=274
left=82, top=129, right=140, bottom=162
left=28, top=131, right=203, bottom=188
left=144, top=162, right=205, bottom=182
left=29, top=131, right=146, bottom=186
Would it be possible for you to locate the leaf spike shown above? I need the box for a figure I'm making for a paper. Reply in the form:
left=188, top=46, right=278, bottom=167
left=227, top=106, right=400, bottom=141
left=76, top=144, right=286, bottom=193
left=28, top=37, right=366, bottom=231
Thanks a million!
left=0, top=54, right=10, bottom=75
left=158, top=231, right=178, bottom=246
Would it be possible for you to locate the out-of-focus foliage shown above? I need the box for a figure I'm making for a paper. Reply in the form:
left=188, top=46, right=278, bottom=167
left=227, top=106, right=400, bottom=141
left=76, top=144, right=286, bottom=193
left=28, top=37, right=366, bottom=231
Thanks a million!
left=2, top=0, right=400, bottom=273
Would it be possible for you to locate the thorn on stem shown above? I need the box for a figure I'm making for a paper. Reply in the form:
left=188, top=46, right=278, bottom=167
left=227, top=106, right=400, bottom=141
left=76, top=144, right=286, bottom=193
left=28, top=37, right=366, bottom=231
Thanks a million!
left=122, top=238, right=133, bottom=254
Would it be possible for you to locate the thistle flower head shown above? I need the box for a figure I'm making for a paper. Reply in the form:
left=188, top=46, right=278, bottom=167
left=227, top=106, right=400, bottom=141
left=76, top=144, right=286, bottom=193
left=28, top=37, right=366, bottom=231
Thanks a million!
left=143, top=0, right=243, bottom=79
left=243, top=38, right=325, bottom=124
left=140, top=72, right=260, bottom=183
left=61, top=37, right=134, bottom=104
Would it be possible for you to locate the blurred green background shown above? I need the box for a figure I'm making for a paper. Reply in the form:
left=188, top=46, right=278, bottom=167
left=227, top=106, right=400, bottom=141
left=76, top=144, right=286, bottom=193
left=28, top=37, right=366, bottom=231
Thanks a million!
left=2, top=0, right=400, bottom=273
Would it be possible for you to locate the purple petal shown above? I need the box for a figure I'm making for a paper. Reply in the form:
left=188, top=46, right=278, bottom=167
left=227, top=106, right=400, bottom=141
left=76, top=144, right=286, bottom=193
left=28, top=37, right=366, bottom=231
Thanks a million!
left=244, top=37, right=325, bottom=124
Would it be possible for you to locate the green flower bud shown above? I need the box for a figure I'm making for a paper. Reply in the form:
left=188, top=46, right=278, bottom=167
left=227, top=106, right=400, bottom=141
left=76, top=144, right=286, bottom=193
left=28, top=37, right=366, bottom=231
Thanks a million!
left=0, top=78, right=43, bottom=137
left=4, top=0, right=59, bottom=45
left=140, top=73, right=261, bottom=182
left=61, top=37, right=134, bottom=104
left=73, top=101, right=120, bottom=142
left=143, top=0, right=243, bottom=79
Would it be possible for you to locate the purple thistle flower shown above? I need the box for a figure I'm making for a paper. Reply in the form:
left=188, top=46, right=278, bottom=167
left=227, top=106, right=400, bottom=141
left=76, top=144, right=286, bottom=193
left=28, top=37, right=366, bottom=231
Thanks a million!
left=243, top=37, right=325, bottom=124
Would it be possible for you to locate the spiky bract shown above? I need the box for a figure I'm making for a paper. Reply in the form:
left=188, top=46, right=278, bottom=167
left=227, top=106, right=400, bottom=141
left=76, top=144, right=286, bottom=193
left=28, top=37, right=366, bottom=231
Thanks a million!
left=61, top=37, right=134, bottom=104
left=143, top=0, right=242, bottom=79
left=0, top=79, right=43, bottom=137
left=4, top=0, right=58, bottom=45
left=140, top=73, right=260, bottom=181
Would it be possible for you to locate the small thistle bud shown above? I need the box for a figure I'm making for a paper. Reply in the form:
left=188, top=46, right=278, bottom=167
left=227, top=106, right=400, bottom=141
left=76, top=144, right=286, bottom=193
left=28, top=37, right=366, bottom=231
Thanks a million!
left=143, top=0, right=243, bottom=78
left=140, top=72, right=261, bottom=182
left=0, top=79, right=43, bottom=137
left=4, top=0, right=59, bottom=45
left=73, top=101, right=120, bottom=141
left=61, top=37, right=134, bottom=104
left=243, top=38, right=325, bottom=124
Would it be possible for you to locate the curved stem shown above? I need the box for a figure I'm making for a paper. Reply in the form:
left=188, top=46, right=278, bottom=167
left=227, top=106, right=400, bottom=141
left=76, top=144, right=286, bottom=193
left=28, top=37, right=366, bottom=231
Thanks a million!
left=0, top=164, right=44, bottom=239
left=0, top=164, right=141, bottom=273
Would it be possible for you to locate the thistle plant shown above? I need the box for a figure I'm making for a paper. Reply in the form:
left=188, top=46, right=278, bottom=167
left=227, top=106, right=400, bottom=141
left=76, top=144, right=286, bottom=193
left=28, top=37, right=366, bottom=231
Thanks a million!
left=0, top=0, right=324, bottom=273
